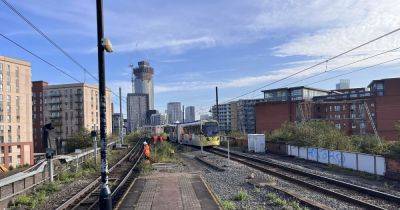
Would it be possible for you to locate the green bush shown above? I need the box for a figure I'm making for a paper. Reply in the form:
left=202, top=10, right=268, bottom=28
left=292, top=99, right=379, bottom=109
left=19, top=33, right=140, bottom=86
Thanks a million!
left=233, top=189, right=249, bottom=201
left=65, top=129, right=92, bottom=152
left=267, top=121, right=395, bottom=155
left=153, top=141, right=176, bottom=163
left=221, top=200, right=236, bottom=210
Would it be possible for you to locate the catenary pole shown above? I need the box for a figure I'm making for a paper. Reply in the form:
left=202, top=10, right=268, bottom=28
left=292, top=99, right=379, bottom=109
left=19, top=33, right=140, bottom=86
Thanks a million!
left=119, top=87, right=123, bottom=144
left=96, top=0, right=112, bottom=209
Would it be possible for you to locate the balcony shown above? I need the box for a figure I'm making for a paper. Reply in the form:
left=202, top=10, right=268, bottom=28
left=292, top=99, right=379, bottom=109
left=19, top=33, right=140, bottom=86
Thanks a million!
left=49, top=115, right=62, bottom=119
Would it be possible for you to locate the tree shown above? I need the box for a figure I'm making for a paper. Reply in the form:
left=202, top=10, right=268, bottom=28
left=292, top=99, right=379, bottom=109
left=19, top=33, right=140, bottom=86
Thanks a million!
left=65, top=129, right=92, bottom=153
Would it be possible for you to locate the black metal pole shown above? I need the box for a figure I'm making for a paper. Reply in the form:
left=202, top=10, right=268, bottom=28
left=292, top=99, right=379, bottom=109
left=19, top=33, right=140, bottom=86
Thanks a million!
left=182, top=105, right=185, bottom=123
left=119, top=87, right=123, bottom=144
left=215, top=86, right=219, bottom=126
left=96, top=0, right=112, bottom=209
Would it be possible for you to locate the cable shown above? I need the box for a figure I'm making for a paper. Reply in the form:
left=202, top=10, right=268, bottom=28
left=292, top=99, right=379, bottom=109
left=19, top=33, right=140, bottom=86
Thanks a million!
left=0, top=33, right=81, bottom=83
left=1, top=0, right=129, bottom=104
left=305, top=57, right=400, bottom=86
left=0, top=0, right=98, bottom=81
left=221, top=27, right=400, bottom=104
left=285, top=46, right=400, bottom=87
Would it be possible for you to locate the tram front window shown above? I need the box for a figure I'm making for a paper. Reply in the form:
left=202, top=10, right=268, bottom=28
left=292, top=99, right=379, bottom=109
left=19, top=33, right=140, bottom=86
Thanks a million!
left=202, top=123, right=219, bottom=137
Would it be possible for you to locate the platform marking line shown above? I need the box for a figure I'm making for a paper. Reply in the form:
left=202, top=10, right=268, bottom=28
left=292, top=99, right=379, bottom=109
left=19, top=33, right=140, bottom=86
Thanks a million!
left=179, top=175, right=202, bottom=210
left=136, top=179, right=158, bottom=210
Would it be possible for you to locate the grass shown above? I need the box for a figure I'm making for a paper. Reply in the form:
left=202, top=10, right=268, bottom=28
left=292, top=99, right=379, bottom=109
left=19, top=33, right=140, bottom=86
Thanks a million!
left=11, top=182, right=60, bottom=209
left=138, top=161, right=153, bottom=175
left=233, top=189, right=249, bottom=201
left=221, top=200, right=236, bottom=210
left=266, top=192, right=308, bottom=210
left=152, top=141, right=177, bottom=163
left=11, top=147, right=130, bottom=209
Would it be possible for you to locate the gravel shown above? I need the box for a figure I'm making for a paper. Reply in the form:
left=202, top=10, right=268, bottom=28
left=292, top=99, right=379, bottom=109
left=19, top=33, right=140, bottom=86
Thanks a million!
left=227, top=147, right=400, bottom=197
left=180, top=150, right=359, bottom=210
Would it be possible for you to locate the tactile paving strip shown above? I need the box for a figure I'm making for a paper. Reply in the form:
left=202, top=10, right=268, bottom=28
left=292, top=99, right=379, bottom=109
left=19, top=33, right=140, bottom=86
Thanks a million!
left=179, top=175, right=201, bottom=210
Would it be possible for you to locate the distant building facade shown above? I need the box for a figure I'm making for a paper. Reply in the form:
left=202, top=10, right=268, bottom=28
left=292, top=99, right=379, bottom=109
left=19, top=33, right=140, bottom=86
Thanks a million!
left=32, top=81, right=48, bottom=153
left=127, top=93, right=149, bottom=132
left=132, top=61, right=154, bottom=109
left=112, top=113, right=123, bottom=135
left=336, top=79, right=350, bottom=90
left=185, top=106, right=195, bottom=122
left=167, top=102, right=182, bottom=124
left=44, top=83, right=112, bottom=148
left=200, top=114, right=211, bottom=121
left=255, top=79, right=400, bottom=141
left=0, top=56, right=33, bottom=167
left=150, top=113, right=166, bottom=126
left=212, top=99, right=265, bottom=134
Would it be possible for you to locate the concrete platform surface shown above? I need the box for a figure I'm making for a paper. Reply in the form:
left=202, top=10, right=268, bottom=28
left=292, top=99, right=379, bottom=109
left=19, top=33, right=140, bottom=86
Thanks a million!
left=117, top=172, right=220, bottom=210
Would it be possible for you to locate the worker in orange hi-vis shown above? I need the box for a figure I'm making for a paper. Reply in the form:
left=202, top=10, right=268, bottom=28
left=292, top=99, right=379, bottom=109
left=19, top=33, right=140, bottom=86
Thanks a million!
left=143, top=141, right=151, bottom=160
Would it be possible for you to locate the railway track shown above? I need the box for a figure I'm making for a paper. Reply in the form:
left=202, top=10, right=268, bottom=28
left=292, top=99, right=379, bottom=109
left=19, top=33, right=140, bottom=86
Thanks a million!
left=56, top=140, right=143, bottom=210
left=208, top=147, right=400, bottom=210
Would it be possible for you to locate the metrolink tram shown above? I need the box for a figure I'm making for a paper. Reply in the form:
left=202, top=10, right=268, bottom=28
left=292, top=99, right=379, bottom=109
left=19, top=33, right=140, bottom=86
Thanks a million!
left=175, top=120, right=220, bottom=147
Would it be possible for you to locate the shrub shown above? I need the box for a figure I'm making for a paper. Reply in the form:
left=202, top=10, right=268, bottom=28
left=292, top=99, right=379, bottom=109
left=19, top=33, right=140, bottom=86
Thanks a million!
left=221, top=200, right=236, bottom=210
left=233, top=189, right=249, bottom=201
left=267, top=121, right=391, bottom=155
left=153, top=141, right=176, bottom=163
left=65, top=129, right=92, bottom=152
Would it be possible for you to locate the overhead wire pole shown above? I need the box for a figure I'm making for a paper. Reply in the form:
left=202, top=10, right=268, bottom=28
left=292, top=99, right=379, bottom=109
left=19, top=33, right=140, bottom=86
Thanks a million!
left=96, top=0, right=112, bottom=209
left=119, top=87, right=123, bottom=145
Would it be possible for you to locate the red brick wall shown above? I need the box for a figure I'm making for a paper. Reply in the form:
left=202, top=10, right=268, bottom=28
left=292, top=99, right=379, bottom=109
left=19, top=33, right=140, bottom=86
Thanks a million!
left=32, top=81, right=48, bottom=153
left=375, top=95, right=400, bottom=141
left=255, top=102, right=296, bottom=134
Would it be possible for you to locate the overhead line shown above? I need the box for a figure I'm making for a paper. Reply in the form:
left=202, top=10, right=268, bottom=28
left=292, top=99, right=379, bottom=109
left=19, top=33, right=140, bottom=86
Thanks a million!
left=305, top=57, right=400, bottom=86
left=222, top=27, right=400, bottom=104
left=0, top=33, right=81, bottom=83
left=1, top=0, right=129, bottom=104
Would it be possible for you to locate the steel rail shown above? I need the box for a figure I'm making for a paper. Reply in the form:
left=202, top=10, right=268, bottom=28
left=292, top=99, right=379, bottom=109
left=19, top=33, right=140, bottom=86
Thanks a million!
left=209, top=147, right=399, bottom=210
left=56, top=140, right=143, bottom=210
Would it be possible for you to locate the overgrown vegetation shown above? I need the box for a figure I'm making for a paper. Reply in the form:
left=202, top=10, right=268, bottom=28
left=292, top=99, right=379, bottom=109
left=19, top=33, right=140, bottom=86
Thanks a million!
left=266, top=193, right=305, bottom=209
left=125, top=131, right=148, bottom=145
left=152, top=141, right=177, bottom=163
left=267, top=121, right=400, bottom=156
left=65, top=129, right=93, bottom=153
left=11, top=182, right=60, bottom=209
left=233, top=189, right=249, bottom=201
left=221, top=200, right=236, bottom=210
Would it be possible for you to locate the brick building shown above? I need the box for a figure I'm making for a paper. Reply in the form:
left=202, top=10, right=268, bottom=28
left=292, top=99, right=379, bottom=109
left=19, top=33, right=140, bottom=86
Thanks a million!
left=44, top=83, right=112, bottom=149
left=255, top=78, right=400, bottom=141
left=0, top=56, right=33, bottom=167
left=255, top=86, right=329, bottom=134
left=32, top=81, right=48, bottom=153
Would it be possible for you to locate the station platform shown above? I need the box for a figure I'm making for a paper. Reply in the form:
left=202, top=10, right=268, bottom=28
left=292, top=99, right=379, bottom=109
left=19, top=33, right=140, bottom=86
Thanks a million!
left=116, top=164, right=220, bottom=210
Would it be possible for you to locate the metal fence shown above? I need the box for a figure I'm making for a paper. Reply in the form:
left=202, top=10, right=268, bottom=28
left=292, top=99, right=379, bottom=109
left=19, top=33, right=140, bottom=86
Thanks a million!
left=0, top=141, right=116, bottom=203
left=286, top=145, right=386, bottom=175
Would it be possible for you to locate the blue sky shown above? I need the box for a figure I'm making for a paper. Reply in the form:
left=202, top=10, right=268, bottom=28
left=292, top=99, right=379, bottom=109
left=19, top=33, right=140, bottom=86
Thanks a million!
left=1, top=0, right=400, bottom=118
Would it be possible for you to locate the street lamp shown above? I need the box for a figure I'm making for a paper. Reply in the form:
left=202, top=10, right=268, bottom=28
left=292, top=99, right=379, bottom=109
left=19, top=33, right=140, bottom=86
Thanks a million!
left=96, top=0, right=113, bottom=209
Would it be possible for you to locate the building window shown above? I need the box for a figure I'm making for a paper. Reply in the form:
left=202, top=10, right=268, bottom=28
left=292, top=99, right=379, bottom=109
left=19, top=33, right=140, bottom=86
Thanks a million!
left=335, top=124, right=341, bottom=129
left=334, top=105, right=341, bottom=112
left=8, top=156, right=12, bottom=163
left=335, top=114, right=341, bottom=119
left=8, top=146, right=12, bottom=153
left=350, top=113, right=356, bottom=119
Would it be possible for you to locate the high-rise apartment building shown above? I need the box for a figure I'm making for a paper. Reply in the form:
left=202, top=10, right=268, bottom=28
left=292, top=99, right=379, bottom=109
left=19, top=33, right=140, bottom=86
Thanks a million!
left=32, top=81, right=48, bottom=153
left=336, top=79, right=350, bottom=90
left=44, top=83, right=112, bottom=145
left=0, top=56, right=33, bottom=167
left=212, top=99, right=265, bottom=134
left=127, top=93, right=149, bottom=132
left=185, top=106, right=195, bottom=122
left=150, top=113, right=166, bottom=126
left=167, top=102, right=182, bottom=124
left=132, top=61, right=154, bottom=109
